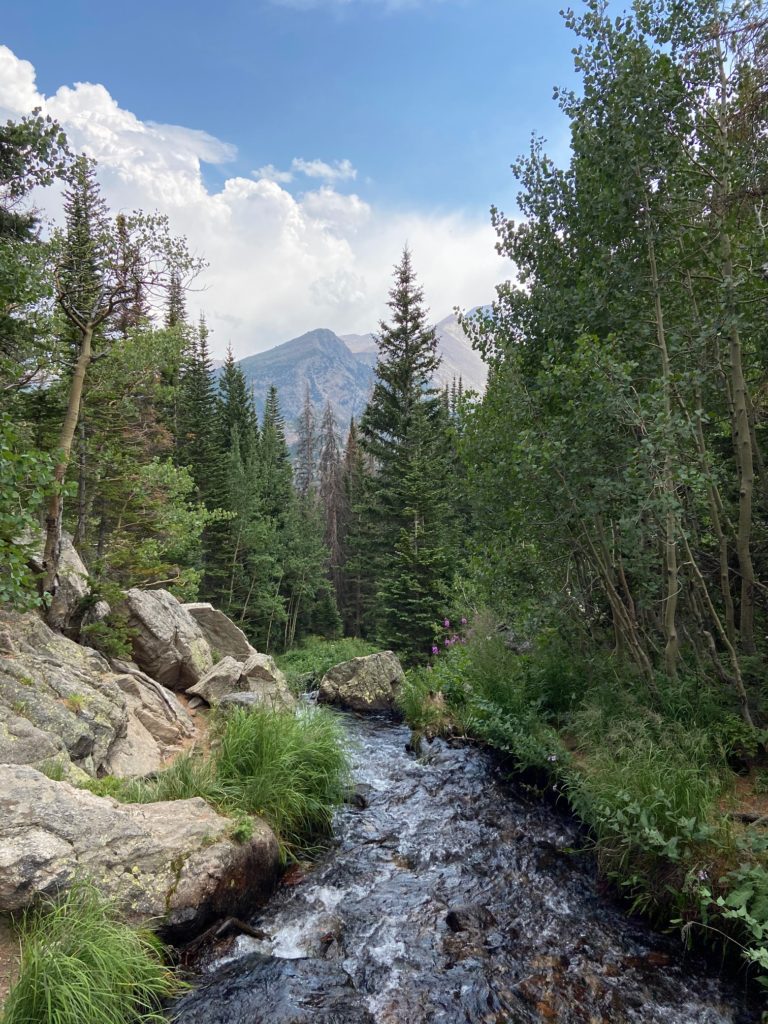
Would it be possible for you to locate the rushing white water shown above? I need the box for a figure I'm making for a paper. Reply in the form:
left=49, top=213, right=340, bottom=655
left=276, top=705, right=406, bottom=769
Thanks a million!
left=172, top=715, right=760, bottom=1024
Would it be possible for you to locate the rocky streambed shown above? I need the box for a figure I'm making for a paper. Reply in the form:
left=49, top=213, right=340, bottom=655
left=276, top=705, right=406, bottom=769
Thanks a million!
left=172, top=715, right=760, bottom=1024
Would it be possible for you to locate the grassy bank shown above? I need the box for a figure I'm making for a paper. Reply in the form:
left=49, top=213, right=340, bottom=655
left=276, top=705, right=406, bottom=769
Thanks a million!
left=81, top=704, right=351, bottom=858
left=0, top=882, right=179, bottom=1024
left=400, top=629, right=768, bottom=989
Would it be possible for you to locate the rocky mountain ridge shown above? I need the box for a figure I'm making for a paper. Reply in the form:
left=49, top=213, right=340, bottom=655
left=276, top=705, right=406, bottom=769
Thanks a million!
left=232, top=313, right=487, bottom=441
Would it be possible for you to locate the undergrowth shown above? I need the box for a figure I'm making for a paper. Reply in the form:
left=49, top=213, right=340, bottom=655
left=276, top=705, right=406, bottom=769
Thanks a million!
left=0, top=881, right=179, bottom=1024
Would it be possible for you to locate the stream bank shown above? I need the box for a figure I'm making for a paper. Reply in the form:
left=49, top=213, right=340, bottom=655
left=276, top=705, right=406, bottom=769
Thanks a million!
left=172, top=715, right=759, bottom=1024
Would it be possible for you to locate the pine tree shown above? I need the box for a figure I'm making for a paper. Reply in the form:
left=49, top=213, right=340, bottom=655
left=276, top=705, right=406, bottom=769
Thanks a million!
left=318, top=401, right=344, bottom=601
left=294, top=383, right=316, bottom=498
left=217, top=346, right=258, bottom=462
left=165, top=270, right=186, bottom=329
left=176, top=315, right=219, bottom=503
left=357, top=248, right=453, bottom=656
left=260, top=384, right=293, bottom=522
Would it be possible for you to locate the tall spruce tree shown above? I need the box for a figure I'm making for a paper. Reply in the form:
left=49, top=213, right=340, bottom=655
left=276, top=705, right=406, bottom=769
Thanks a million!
left=176, top=315, right=219, bottom=503
left=295, top=383, right=316, bottom=498
left=358, top=248, right=454, bottom=657
left=318, top=400, right=344, bottom=602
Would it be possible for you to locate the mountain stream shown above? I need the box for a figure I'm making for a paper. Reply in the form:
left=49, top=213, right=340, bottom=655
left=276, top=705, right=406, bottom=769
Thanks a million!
left=171, top=714, right=760, bottom=1024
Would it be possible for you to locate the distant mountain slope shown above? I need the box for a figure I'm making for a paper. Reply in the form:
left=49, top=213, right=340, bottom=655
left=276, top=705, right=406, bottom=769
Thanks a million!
left=340, top=312, right=487, bottom=395
left=235, top=314, right=487, bottom=441
left=236, top=329, right=374, bottom=440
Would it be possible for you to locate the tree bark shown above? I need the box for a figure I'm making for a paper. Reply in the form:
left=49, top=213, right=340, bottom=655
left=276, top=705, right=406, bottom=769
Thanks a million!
left=42, top=325, right=93, bottom=596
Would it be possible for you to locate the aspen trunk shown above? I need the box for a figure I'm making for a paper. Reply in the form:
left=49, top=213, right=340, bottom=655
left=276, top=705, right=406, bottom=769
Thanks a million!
left=715, top=31, right=758, bottom=653
left=42, top=325, right=93, bottom=596
left=645, top=215, right=679, bottom=677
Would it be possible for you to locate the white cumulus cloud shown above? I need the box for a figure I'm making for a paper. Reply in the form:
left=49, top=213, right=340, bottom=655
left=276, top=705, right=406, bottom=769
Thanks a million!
left=291, top=157, right=357, bottom=182
left=0, top=44, right=509, bottom=358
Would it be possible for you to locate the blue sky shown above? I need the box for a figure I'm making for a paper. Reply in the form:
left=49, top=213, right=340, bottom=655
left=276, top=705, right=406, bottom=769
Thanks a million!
left=0, top=0, right=581, bottom=354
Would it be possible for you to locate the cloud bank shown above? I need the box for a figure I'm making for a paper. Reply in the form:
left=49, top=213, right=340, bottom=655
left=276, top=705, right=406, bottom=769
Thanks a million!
left=0, top=44, right=508, bottom=358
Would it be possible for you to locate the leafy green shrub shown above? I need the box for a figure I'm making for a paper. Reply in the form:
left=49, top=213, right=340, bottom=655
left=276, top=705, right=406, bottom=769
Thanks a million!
left=276, top=636, right=380, bottom=694
left=77, top=580, right=135, bottom=660
left=566, top=718, right=727, bottom=913
left=1, top=881, right=178, bottom=1024
left=398, top=668, right=458, bottom=737
left=0, top=412, right=54, bottom=610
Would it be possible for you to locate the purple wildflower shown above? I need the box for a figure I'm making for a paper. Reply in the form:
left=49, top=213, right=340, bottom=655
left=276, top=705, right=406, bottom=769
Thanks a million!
left=461, top=617, right=468, bottom=626
left=431, top=645, right=439, bottom=656
left=443, top=618, right=450, bottom=628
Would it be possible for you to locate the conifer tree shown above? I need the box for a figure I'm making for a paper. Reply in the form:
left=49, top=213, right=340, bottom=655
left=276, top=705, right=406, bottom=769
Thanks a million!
left=165, top=270, right=186, bottom=329
left=295, top=383, right=316, bottom=498
left=318, top=401, right=344, bottom=601
left=176, top=315, right=219, bottom=503
left=358, top=248, right=453, bottom=656
left=260, top=384, right=293, bottom=521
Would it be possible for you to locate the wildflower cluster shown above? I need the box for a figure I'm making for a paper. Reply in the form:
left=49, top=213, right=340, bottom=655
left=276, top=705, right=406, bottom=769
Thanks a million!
left=429, top=616, right=469, bottom=658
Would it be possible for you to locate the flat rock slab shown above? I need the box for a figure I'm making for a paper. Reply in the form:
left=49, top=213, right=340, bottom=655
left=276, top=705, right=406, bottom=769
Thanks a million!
left=182, top=604, right=257, bottom=662
left=0, top=764, right=281, bottom=940
left=318, top=651, right=405, bottom=713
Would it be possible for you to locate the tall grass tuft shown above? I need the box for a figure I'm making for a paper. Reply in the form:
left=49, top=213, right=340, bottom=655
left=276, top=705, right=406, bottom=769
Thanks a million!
left=213, top=706, right=351, bottom=854
left=77, top=706, right=351, bottom=857
left=1, top=881, right=179, bottom=1024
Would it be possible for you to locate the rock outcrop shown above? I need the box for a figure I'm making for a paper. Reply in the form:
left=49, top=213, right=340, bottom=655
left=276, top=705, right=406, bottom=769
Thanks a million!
left=187, top=653, right=296, bottom=710
left=0, top=764, right=281, bottom=939
left=27, top=533, right=90, bottom=635
left=182, top=603, right=257, bottom=661
left=120, top=589, right=214, bottom=691
left=0, top=611, right=194, bottom=777
left=318, top=651, right=405, bottom=713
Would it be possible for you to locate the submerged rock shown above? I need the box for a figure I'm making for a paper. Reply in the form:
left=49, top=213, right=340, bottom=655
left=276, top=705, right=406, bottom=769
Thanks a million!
left=120, top=589, right=214, bottom=691
left=0, top=764, right=280, bottom=939
left=318, top=651, right=404, bottom=713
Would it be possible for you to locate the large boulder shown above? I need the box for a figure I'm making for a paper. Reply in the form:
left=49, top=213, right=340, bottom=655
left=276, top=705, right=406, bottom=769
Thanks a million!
left=0, top=611, right=194, bottom=777
left=318, top=651, right=405, bottom=713
left=182, top=603, right=257, bottom=661
left=0, top=764, right=281, bottom=939
left=27, top=532, right=90, bottom=634
left=106, top=660, right=196, bottom=777
left=186, top=653, right=296, bottom=710
left=120, top=589, right=214, bottom=691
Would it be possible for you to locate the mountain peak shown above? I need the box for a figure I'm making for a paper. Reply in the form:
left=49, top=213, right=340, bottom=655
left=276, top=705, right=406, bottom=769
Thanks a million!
left=233, top=314, right=487, bottom=442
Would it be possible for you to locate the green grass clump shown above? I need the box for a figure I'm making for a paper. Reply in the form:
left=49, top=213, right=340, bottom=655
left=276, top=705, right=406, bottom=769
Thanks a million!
left=1, top=881, right=179, bottom=1024
left=276, top=636, right=380, bottom=693
left=77, top=706, right=350, bottom=858
left=213, top=706, right=350, bottom=854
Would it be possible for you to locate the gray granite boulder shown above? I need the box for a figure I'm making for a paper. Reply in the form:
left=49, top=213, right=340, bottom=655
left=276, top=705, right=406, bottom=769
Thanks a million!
left=182, top=603, right=257, bottom=661
left=187, top=653, right=295, bottom=710
left=318, top=651, right=405, bottom=713
left=120, top=589, right=213, bottom=691
left=0, top=611, right=194, bottom=777
left=0, top=764, right=281, bottom=939
left=27, top=532, right=90, bottom=634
